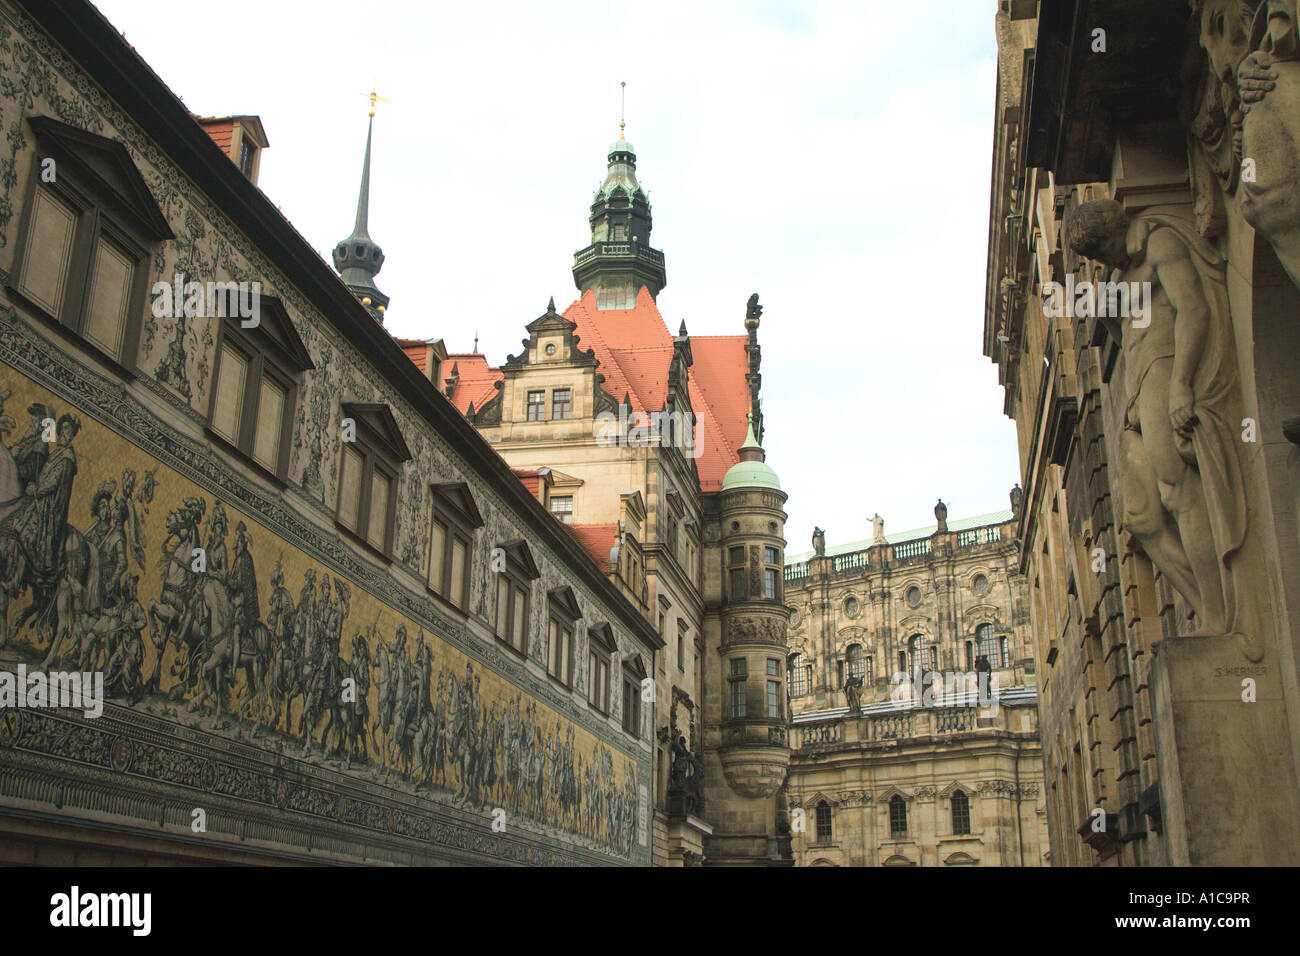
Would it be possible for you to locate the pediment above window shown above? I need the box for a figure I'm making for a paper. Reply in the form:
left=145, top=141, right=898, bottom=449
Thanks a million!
left=548, top=585, right=582, bottom=621
left=497, top=538, right=540, bottom=580
left=341, top=402, right=411, bottom=463
left=431, top=481, right=484, bottom=529
left=28, top=115, right=172, bottom=241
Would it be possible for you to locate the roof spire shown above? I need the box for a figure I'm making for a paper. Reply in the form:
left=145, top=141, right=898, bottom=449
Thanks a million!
left=619, top=80, right=626, bottom=141
left=333, top=98, right=390, bottom=322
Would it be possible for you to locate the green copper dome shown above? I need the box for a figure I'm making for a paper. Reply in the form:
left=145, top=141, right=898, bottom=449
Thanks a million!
left=722, top=419, right=781, bottom=491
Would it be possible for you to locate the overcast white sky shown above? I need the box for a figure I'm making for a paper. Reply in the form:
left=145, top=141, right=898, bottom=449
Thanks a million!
left=93, top=0, right=1018, bottom=554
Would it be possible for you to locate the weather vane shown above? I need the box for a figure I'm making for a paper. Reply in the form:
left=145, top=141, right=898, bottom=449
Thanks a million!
left=363, top=88, right=392, bottom=118
left=619, top=80, right=626, bottom=139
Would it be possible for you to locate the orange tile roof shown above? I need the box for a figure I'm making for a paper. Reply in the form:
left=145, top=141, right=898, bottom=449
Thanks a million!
left=511, top=468, right=546, bottom=500
left=444, top=353, right=503, bottom=415
left=563, top=522, right=618, bottom=570
left=197, top=118, right=234, bottom=156
left=404, top=290, right=752, bottom=490
left=562, top=289, right=748, bottom=491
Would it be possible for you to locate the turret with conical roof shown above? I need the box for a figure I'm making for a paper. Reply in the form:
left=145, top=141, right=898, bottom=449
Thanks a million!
left=573, top=122, right=667, bottom=309
left=333, top=113, right=388, bottom=322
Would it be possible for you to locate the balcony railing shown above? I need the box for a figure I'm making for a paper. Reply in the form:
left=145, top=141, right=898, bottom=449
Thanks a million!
left=797, top=723, right=843, bottom=748
left=892, top=539, right=931, bottom=564
left=832, top=550, right=868, bottom=574
left=784, top=562, right=809, bottom=583
left=865, top=713, right=913, bottom=740
left=573, top=242, right=665, bottom=268
left=956, top=526, right=1002, bottom=548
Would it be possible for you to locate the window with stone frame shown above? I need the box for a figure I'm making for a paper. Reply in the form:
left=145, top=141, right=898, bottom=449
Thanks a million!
left=336, top=403, right=411, bottom=557
left=728, top=546, right=747, bottom=601
left=526, top=389, right=545, bottom=421
left=207, top=297, right=313, bottom=481
left=551, top=387, right=571, bottom=420
left=788, top=653, right=807, bottom=697
left=763, top=546, right=781, bottom=601
left=622, top=654, right=648, bottom=738
left=549, top=494, right=573, bottom=523
left=846, top=643, right=865, bottom=682
left=766, top=658, right=781, bottom=718
left=546, top=587, right=582, bottom=687
left=889, top=795, right=908, bottom=838
left=976, top=623, right=1007, bottom=669
left=587, top=623, right=617, bottom=715
left=951, top=789, right=971, bottom=835
left=426, top=482, right=484, bottom=611
left=12, top=116, right=172, bottom=372
left=815, top=801, right=833, bottom=842
left=492, top=539, right=538, bottom=656
left=729, top=658, right=747, bottom=718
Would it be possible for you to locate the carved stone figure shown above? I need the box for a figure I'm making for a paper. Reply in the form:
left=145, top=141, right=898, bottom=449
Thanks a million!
left=1237, top=0, right=1300, bottom=289
left=746, top=292, right=763, bottom=320
left=871, top=513, right=885, bottom=545
left=811, top=526, right=825, bottom=556
left=1009, top=483, right=1023, bottom=517
left=934, top=499, right=948, bottom=532
left=1065, top=200, right=1252, bottom=649
left=844, top=671, right=863, bottom=713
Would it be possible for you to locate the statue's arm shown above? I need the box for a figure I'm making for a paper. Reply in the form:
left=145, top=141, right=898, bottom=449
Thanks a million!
left=1150, top=229, right=1210, bottom=433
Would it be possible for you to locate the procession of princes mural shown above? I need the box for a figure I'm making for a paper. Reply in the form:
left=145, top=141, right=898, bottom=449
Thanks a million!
left=0, top=375, right=639, bottom=858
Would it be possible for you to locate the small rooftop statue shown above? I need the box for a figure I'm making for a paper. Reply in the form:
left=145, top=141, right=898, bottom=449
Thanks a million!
left=872, top=513, right=885, bottom=545
left=812, top=526, right=826, bottom=556
left=934, top=499, right=948, bottom=532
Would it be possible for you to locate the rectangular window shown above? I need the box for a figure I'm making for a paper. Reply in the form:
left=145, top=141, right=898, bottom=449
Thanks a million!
left=366, top=471, right=392, bottom=551
left=211, top=343, right=248, bottom=444
left=83, top=236, right=133, bottom=359
left=588, top=651, right=610, bottom=713
left=547, top=617, right=573, bottom=685
left=252, top=376, right=286, bottom=471
left=337, top=445, right=364, bottom=533
left=549, top=495, right=573, bottom=524
left=622, top=676, right=641, bottom=736
left=729, top=546, right=747, bottom=601
left=767, top=659, right=780, bottom=677
left=767, top=680, right=780, bottom=718
left=764, top=568, right=778, bottom=601
left=427, top=518, right=447, bottom=592
left=552, top=388, right=571, bottom=420
left=449, top=536, right=468, bottom=609
left=512, top=586, right=527, bottom=649
left=495, top=576, right=510, bottom=637
left=764, top=546, right=779, bottom=565
left=677, top=625, right=685, bottom=672
left=731, top=680, right=747, bottom=718
left=527, top=390, right=545, bottom=421
left=18, top=188, right=78, bottom=318
left=816, top=803, right=833, bottom=841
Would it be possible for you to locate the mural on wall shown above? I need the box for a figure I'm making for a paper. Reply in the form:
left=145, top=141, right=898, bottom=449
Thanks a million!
left=0, top=367, right=641, bottom=859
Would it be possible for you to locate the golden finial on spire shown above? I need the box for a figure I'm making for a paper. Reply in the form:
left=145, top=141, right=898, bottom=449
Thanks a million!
left=619, top=80, right=626, bottom=139
left=363, top=88, right=392, bottom=118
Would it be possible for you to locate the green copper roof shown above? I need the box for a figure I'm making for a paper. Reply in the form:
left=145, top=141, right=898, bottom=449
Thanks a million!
left=609, top=137, right=635, bottom=154
left=722, top=420, right=781, bottom=491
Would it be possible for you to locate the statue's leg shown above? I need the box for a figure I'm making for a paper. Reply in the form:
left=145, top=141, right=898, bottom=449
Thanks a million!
left=1134, top=377, right=1228, bottom=632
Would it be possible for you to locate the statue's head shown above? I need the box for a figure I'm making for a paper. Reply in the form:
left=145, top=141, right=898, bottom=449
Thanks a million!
left=1191, top=0, right=1256, bottom=82
left=1066, top=199, right=1131, bottom=268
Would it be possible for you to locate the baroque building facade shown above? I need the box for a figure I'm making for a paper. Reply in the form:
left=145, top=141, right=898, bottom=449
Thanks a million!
left=409, top=127, right=794, bottom=865
left=781, top=507, right=1048, bottom=865
left=0, top=0, right=662, bottom=866
left=985, top=0, right=1300, bottom=865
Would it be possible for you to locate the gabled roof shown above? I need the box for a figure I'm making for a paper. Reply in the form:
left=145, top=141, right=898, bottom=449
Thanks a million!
left=562, top=288, right=749, bottom=492
left=340, top=402, right=411, bottom=462
left=563, top=522, right=618, bottom=570
left=444, top=353, right=502, bottom=415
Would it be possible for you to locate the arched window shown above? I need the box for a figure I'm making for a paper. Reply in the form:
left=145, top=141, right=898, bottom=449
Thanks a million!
left=951, top=790, right=971, bottom=835
left=907, top=634, right=934, bottom=672
left=846, top=644, right=864, bottom=681
left=789, top=653, right=808, bottom=697
left=889, top=795, right=908, bottom=838
left=976, top=623, right=1006, bottom=669
left=816, top=801, right=832, bottom=841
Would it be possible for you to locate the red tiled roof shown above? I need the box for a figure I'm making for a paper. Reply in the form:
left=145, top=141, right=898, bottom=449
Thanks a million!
left=444, top=353, right=503, bottom=415
left=198, top=118, right=234, bottom=157
left=562, top=288, right=748, bottom=491
left=396, top=339, right=427, bottom=374
left=563, top=522, right=618, bottom=570
left=511, top=468, right=546, bottom=500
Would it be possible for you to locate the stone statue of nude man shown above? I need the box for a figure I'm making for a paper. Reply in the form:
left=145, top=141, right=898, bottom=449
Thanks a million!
left=1065, top=200, right=1252, bottom=652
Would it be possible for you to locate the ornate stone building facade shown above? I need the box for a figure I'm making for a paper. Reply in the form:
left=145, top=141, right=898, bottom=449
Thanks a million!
left=781, top=508, right=1048, bottom=865
left=412, top=129, right=794, bottom=865
left=0, top=0, right=660, bottom=866
left=985, top=0, right=1300, bottom=865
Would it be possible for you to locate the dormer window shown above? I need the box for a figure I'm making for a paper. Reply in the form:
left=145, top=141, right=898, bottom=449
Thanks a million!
left=426, top=483, right=485, bottom=611
left=12, top=116, right=172, bottom=371
left=335, top=404, right=411, bottom=557
left=238, top=140, right=257, bottom=179
left=208, top=296, right=314, bottom=481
